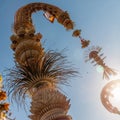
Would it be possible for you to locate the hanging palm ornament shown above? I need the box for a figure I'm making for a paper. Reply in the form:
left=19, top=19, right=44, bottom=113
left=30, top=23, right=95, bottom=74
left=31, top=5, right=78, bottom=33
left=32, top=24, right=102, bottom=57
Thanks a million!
left=4, top=1, right=119, bottom=119
left=7, top=2, right=77, bottom=120
left=72, top=28, right=116, bottom=80
left=84, top=46, right=116, bottom=79
left=72, top=29, right=90, bottom=48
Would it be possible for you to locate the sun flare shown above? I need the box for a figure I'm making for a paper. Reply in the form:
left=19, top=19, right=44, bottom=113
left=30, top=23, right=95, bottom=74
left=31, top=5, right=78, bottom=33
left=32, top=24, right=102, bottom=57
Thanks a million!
left=110, top=83, right=120, bottom=110
left=101, top=79, right=120, bottom=114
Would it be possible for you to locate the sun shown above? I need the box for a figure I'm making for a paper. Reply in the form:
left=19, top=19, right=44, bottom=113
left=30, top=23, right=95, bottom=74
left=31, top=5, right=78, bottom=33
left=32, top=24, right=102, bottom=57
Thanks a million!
left=110, top=83, right=120, bottom=111
left=111, top=87, right=120, bottom=101
left=109, top=73, right=120, bottom=107
left=101, top=79, right=120, bottom=114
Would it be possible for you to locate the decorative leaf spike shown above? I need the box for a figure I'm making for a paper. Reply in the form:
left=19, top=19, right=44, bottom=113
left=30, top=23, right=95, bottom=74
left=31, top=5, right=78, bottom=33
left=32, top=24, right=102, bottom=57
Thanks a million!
left=84, top=46, right=116, bottom=79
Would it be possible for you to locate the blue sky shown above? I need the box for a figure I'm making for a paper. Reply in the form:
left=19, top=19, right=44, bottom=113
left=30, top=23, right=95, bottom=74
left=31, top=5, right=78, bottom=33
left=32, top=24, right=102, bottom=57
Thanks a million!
left=0, top=0, right=120, bottom=120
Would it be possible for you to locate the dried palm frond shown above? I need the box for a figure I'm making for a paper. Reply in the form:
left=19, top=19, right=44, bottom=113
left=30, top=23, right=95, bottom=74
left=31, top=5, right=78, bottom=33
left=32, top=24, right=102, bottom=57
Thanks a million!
left=5, top=50, right=78, bottom=105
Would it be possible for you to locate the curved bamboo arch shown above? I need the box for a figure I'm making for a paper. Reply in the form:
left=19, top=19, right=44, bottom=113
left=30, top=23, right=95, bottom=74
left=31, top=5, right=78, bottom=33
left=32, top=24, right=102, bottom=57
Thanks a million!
left=13, top=2, right=74, bottom=35
left=10, top=2, right=74, bottom=65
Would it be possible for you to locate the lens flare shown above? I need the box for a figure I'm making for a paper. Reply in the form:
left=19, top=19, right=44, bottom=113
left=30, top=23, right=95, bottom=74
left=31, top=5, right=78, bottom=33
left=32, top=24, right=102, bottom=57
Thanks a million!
left=96, top=65, right=104, bottom=73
